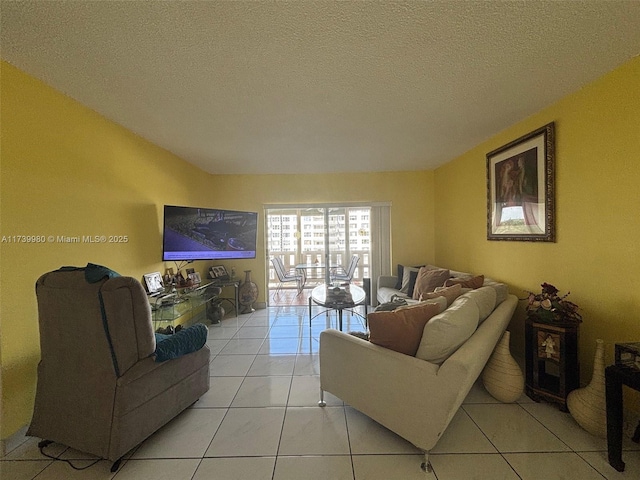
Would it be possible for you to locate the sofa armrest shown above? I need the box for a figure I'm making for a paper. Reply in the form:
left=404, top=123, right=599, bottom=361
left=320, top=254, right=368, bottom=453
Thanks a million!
left=377, top=275, right=398, bottom=290
left=319, top=329, right=458, bottom=452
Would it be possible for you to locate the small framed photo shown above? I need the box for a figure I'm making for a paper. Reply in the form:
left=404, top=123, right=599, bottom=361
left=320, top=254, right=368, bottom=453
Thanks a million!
left=143, top=272, right=164, bottom=294
left=210, top=265, right=228, bottom=279
left=487, top=122, right=555, bottom=242
left=188, top=272, right=202, bottom=284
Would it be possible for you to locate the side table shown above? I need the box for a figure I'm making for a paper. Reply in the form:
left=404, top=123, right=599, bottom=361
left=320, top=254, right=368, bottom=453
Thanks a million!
left=525, top=319, right=579, bottom=411
left=210, top=278, right=240, bottom=317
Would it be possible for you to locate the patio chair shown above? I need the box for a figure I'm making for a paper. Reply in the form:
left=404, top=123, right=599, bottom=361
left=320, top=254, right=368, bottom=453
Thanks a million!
left=271, top=257, right=304, bottom=296
left=330, top=255, right=359, bottom=284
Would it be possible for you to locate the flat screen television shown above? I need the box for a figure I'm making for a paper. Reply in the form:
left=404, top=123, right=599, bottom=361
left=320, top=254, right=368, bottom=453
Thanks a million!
left=162, top=205, right=258, bottom=261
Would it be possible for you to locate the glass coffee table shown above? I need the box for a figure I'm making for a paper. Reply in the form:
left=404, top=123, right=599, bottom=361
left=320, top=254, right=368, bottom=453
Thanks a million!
left=309, top=283, right=367, bottom=331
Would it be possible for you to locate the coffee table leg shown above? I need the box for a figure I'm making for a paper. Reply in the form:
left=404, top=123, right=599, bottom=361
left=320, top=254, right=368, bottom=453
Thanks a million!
left=308, top=297, right=312, bottom=328
left=338, top=309, right=343, bottom=331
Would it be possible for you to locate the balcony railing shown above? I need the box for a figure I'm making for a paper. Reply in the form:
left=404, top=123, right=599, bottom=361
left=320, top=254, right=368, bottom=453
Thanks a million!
left=268, top=250, right=370, bottom=289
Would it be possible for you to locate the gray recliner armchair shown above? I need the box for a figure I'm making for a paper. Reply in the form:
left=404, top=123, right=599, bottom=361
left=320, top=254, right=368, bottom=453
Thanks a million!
left=27, top=267, right=210, bottom=470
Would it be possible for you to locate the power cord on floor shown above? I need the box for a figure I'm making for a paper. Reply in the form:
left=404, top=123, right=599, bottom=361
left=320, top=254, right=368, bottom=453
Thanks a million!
left=38, top=440, right=102, bottom=471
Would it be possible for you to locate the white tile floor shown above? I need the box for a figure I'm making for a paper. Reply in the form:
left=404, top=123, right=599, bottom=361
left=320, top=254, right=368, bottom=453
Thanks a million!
left=2, top=306, right=640, bottom=480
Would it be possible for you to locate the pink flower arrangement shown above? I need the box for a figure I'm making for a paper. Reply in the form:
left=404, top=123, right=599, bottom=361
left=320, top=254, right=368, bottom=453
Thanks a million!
left=525, top=282, right=582, bottom=324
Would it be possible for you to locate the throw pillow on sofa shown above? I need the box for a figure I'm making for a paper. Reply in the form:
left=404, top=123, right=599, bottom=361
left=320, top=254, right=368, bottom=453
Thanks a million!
left=412, top=268, right=450, bottom=300
left=398, top=267, right=420, bottom=296
left=368, top=301, right=441, bottom=356
left=394, top=264, right=423, bottom=290
left=423, top=283, right=462, bottom=307
left=444, top=274, right=484, bottom=289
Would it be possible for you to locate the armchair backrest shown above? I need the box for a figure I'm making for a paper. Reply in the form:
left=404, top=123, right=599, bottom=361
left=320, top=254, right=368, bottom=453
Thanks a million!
left=35, top=269, right=155, bottom=379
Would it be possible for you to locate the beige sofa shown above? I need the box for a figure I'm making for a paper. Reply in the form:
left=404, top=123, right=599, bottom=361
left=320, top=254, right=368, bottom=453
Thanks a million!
left=319, top=275, right=517, bottom=471
left=377, top=267, right=500, bottom=305
left=28, top=268, right=210, bottom=470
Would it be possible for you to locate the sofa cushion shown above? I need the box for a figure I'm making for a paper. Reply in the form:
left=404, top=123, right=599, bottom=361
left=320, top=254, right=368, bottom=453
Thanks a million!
left=395, top=264, right=422, bottom=289
left=445, top=274, right=484, bottom=289
left=412, top=268, right=450, bottom=300
left=424, top=283, right=463, bottom=307
left=397, top=296, right=447, bottom=314
left=486, top=282, right=509, bottom=305
left=460, top=286, right=497, bottom=323
left=368, top=301, right=441, bottom=356
left=399, top=267, right=421, bottom=296
left=415, top=296, right=480, bottom=364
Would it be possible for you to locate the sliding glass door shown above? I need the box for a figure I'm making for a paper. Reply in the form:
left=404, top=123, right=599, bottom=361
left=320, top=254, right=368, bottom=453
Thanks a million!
left=266, top=205, right=375, bottom=291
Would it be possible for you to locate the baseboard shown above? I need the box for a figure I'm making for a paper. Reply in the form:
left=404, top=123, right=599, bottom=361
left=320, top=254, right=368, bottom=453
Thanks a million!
left=0, top=424, right=29, bottom=458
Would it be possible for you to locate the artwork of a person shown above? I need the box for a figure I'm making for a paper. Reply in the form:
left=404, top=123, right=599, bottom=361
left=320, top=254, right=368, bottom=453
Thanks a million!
left=542, top=335, right=556, bottom=358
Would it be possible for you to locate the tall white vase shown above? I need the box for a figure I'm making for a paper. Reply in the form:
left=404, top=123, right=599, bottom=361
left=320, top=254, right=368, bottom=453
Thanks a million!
left=567, top=338, right=607, bottom=438
left=482, top=331, right=524, bottom=403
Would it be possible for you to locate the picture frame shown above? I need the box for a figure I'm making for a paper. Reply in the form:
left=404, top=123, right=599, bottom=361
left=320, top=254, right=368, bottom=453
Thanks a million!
left=143, top=272, right=164, bottom=294
left=209, top=265, right=228, bottom=279
left=487, top=122, right=555, bottom=242
left=188, top=272, right=202, bottom=284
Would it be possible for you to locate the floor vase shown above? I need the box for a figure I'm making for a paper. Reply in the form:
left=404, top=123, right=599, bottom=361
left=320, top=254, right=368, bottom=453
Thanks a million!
left=238, top=270, right=258, bottom=314
left=482, top=331, right=524, bottom=403
left=567, top=338, right=607, bottom=437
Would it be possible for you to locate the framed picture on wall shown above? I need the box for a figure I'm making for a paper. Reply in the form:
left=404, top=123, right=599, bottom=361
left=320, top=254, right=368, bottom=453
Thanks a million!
left=487, top=122, right=555, bottom=242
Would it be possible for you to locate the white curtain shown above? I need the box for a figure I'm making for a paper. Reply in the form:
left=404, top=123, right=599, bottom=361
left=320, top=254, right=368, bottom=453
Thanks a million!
left=369, top=203, right=391, bottom=306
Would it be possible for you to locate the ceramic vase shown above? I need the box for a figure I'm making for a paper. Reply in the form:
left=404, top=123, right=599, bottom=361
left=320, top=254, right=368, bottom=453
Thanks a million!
left=567, top=338, right=607, bottom=437
left=238, top=270, right=258, bottom=314
left=482, top=331, right=524, bottom=403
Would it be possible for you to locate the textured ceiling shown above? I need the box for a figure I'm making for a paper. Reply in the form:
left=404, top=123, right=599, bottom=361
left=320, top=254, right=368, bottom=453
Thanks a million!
left=2, top=1, right=640, bottom=174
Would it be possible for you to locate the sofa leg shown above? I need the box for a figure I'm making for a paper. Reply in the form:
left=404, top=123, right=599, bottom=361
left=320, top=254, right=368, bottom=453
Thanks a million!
left=420, top=451, right=432, bottom=473
left=318, top=389, right=326, bottom=407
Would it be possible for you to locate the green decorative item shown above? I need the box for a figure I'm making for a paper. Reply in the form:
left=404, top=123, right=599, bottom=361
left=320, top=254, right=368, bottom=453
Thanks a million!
left=238, top=270, right=258, bottom=314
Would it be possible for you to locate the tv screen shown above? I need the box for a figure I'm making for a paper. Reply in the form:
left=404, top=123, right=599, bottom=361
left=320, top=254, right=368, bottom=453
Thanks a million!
left=162, top=205, right=258, bottom=261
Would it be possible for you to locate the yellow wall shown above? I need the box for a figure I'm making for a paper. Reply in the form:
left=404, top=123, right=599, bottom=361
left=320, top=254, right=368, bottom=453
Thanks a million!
left=209, top=171, right=436, bottom=291
left=0, top=62, right=435, bottom=440
left=0, top=62, right=218, bottom=439
left=434, top=56, right=640, bottom=376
